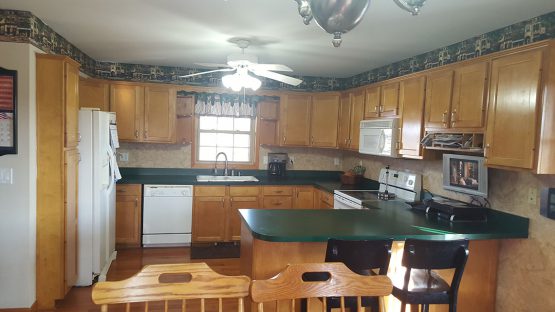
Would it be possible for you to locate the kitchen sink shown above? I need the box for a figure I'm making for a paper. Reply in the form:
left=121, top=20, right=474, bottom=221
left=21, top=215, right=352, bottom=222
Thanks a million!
left=196, top=175, right=259, bottom=182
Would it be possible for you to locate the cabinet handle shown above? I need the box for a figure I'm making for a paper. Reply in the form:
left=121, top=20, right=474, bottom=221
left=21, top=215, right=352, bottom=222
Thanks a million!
left=275, top=190, right=283, bottom=194
left=134, top=130, right=139, bottom=138
left=484, top=144, right=490, bottom=158
left=134, top=198, right=138, bottom=207
left=374, top=105, right=379, bottom=113
left=143, top=130, right=148, bottom=139
left=442, top=111, right=447, bottom=123
left=283, top=136, right=286, bottom=143
left=380, top=105, right=384, bottom=113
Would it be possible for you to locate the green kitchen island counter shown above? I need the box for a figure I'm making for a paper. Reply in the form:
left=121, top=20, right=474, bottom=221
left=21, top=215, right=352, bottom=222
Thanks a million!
left=239, top=207, right=529, bottom=312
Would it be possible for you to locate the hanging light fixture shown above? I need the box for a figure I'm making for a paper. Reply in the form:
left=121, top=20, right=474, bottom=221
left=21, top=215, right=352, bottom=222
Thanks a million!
left=222, top=67, right=261, bottom=92
left=294, top=0, right=370, bottom=47
left=393, top=0, right=427, bottom=15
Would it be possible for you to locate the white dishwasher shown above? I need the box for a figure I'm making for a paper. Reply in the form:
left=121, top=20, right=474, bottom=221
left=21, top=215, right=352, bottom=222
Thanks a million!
left=142, top=185, right=193, bottom=247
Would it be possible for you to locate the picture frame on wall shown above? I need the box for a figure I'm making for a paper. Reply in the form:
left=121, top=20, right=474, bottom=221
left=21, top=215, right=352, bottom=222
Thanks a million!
left=0, top=67, right=17, bottom=156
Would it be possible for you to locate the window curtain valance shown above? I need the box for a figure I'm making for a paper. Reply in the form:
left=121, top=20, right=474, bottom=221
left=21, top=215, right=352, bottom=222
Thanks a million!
left=178, top=91, right=277, bottom=118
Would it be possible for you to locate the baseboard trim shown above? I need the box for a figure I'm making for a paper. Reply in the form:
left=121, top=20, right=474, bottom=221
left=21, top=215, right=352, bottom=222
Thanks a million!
left=0, top=301, right=37, bottom=312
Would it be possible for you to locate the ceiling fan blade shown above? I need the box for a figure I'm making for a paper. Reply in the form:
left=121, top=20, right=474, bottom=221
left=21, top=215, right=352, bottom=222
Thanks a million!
left=180, top=68, right=235, bottom=78
left=251, top=69, right=302, bottom=86
left=194, top=62, right=232, bottom=68
left=251, top=64, right=293, bottom=72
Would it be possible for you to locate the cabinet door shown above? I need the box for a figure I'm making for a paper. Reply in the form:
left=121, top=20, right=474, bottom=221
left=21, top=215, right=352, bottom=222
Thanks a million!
left=451, top=62, right=488, bottom=129
left=380, top=82, right=400, bottom=117
left=115, top=184, right=142, bottom=247
left=310, top=93, right=339, bottom=147
left=293, top=186, right=314, bottom=209
left=337, top=93, right=352, bottom=149
left=110, top=84, right=144, bottom=142
left=192, top=197, right=226, bottom=242
left=258, top=99, right=280, bottom=146
left=144, top=86, right=176, bottom=143
left=399, top=76, right=426, bottom=157
left=64, top=148, right=79, bottom=290
left=486, top=49, right=542, bottom=169
left=425, top=70, right=454, bottom=129
left=79, top=79, right=110, bottom=111
left=349, top=90, right=365, bottom=150
left=228, top=196, right=259, bottom=241
left=64, top=62, right=80, bottom=148
left=176, top=95, right=194, bottom=144
left=364, top=86, right=380, bottom=118
left=280, top=94, right=311, bottom=146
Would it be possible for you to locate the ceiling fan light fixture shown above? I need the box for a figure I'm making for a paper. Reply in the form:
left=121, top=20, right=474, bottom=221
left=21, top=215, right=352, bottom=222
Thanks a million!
left=221, top=72, right=262, bottom=92
left=393, top=0, right=426, bottom=15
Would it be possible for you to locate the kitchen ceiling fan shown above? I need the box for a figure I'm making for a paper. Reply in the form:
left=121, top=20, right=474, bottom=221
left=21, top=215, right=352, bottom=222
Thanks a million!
left=180, top=39, right=302, bottom=91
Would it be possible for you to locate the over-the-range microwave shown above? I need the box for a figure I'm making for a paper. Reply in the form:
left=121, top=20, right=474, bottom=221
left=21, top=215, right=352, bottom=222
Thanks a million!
left=359, top=118, right=400, bottom=157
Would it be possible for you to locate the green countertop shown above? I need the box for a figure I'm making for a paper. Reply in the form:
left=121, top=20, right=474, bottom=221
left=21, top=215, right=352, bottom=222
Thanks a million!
left=117, top=167, right=379, bottom=193
left=239, top=205, right=529, bottom=242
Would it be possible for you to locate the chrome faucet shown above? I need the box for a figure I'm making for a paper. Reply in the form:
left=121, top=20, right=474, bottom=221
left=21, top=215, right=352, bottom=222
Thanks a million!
left=214, top=152, right=229, bottom=176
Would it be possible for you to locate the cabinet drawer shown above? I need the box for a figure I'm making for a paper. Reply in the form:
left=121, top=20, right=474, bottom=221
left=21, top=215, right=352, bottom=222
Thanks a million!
left=229, top=186, right=260, bottom=197
left=195, top=186, right=226, bottom=197
left=263, top=186, right=293, bottom=196
left=263, top=196, right=293, bottom=209
left=116, top=184, right=142, bottom=196
left=320, top=191, right=334, bottom=207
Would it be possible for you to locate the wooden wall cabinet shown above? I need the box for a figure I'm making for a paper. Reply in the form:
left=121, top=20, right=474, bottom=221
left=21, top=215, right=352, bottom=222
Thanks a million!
left=110, top=83, right=176, bottom=143
left=36, top=54, right=80, bottom=309
left=425, top=69, right=454, bottom=129
left=451, top=62, right=488, bottom=129
left=310, top=93, right=340, bottom=148
left=398, top=76, right=426, bottom=158
left=348, top=89, right=366, bottom=151
left=258, top=99, right=280, bottom=146
left=115, top=184, right=142, bottom=247
left=364, top=83, right=399, bottom=118
left=279, top=93, right=312, bottom=146
left=337, top=93, right=352, bottom=149
left=486, top=49, right=543, bottom=170
left=79, top=78, right=110, bottom=111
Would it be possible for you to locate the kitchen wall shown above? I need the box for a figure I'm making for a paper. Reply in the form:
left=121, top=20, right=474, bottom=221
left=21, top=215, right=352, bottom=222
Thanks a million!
left=0, top=42, right=41, bottom=309
left=343, top=152, right=555, bottom=311
left=116, top=143, right=343, bottom=171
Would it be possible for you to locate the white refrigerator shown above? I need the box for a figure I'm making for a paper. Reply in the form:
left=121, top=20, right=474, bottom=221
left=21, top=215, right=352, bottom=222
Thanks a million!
left=76, top=108, right=120, bottom=286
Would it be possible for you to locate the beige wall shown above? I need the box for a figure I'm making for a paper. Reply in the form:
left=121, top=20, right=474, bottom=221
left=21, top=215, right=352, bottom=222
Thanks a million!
left=116, top=143, right=343, bottom=171
left=343, top=151, right=555, bottom=312
left=0, top=42, right=42, bottom=309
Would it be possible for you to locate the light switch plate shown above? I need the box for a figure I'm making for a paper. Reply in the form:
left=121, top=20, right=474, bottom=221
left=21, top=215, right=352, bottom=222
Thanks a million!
left=118, top=152, right=129, bottom=162
left=334, top=157, right=341, bottom=166
left=0, top=168, right=13, bottom=184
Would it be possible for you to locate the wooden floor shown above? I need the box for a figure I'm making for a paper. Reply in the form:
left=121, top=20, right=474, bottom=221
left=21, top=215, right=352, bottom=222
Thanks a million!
left=51, top=247, right=240, bottom=312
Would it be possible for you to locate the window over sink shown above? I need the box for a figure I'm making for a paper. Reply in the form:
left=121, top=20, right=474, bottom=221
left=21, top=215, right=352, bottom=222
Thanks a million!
left=196, top=116, right=254, bottom=163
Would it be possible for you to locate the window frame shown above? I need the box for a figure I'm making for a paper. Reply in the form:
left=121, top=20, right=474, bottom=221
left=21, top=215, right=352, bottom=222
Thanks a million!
left=192, top=115, right=259, bottom=169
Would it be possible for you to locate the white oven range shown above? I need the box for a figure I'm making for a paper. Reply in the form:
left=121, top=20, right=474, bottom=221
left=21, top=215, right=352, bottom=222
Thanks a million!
left=334, top=168, right=421, bottom=209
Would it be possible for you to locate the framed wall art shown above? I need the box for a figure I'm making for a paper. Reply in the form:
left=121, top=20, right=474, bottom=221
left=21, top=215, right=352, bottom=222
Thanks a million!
left=0, top=67, right=17, bottom=156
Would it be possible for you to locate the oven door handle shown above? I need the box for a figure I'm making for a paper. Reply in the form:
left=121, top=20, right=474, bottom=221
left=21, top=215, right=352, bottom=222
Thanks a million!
left=333, top=194, right=360, bottom=209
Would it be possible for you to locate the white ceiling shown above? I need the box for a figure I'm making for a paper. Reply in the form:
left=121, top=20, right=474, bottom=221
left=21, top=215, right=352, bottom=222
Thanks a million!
left=1, top=0, right=555, bottom=78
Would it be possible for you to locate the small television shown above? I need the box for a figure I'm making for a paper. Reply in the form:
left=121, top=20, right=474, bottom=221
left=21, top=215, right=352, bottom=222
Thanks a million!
left=442, top=154, right=488, bottom=197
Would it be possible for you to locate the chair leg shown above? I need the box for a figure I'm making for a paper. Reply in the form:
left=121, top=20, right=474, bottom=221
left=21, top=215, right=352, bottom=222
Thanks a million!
left=422, top=304, right=429, bottom=312
left=409, top=304, right=419, bottom=312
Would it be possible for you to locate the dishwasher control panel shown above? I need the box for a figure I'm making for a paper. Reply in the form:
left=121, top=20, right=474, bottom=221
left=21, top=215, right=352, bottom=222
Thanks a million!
left=144, top=185, right=193, bottom=197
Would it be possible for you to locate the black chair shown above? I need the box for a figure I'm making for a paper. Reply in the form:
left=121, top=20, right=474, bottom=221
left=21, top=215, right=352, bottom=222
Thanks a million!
left=319, top=238, right=393, bottom=312
left=392, top=239, right=469, bottom=312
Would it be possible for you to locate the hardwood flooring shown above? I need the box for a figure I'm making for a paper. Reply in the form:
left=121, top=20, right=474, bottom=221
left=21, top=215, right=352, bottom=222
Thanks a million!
left=50, top=247, right=240, bottom=312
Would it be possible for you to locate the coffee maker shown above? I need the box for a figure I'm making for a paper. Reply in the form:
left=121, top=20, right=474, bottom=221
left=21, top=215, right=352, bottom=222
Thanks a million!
left=267, top=153, right=287, bottom=177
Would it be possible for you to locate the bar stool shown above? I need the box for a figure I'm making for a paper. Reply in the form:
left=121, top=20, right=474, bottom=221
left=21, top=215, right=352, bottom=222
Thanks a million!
left=320, top=238, right=393, bottom=312
left=392, top=239, right=469, bottom=312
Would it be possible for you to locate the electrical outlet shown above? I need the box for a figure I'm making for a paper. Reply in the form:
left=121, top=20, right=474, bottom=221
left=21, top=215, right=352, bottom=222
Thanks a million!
left=289, top=156, right=295, bottom=164
left=528, top=187, right=537, bottom=205
left=0, top=168, right=13, bottom=184
left=334, top=157, right=340, bottom=166
left=359, top=160, right=363, bottom=166
left=263, top=156, right=268, bottom=165
left=118, top=152, right=129, bottom=162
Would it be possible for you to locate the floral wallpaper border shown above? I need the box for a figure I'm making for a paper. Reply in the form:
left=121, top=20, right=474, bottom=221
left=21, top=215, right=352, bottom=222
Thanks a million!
left=1, top=9, right=554, bottom=91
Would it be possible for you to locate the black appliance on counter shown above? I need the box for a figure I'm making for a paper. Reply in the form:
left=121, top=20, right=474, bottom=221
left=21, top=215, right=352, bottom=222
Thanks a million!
left=267, top=153, right=287, bottom=177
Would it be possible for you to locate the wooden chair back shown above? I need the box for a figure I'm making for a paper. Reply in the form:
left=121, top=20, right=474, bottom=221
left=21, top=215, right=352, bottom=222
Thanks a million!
left=251, top=262, right=392, bottom=312
left=92, top=262, right=251, bottom=312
